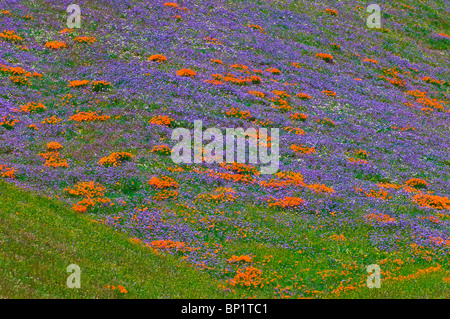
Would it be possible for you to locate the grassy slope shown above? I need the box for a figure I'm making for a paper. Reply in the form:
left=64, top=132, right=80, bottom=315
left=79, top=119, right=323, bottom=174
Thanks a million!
left=0, top=181, right=231, bottom=298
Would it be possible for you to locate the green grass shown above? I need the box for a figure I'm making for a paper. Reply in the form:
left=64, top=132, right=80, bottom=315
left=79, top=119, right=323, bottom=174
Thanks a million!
left=0, top=181, right=230, bottom=298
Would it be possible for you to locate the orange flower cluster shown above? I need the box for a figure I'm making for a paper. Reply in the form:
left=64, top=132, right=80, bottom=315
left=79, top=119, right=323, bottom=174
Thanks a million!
left=248, top=90, right=265, bottom=98
left=18, top=102, right=46, bottom=113
left=267, top=67, right=281, bottom=74
left=292, top=62, right=301, bottom=68
left=148, top=176, right=178, bottom=189
left=363, top=58, right=378, bottom=64
left=220, top=162, right=260, bottom=175
left=248, top=24, right=263, bottom=32
left=316, top=53, right=333, bottom=63
left=91, top=80, right=112, bottom=91
left=40, top=152, right=68, bottom=168
left=229, top=267, right=262, bottom=287
left=438, top=33, right=450, bottom=38
left=405, top=178, right=428, bottom=189
left=0, top=30, right=23, bottom=42
left=321, top=90, right=336, bottom=97
left=284, top=126, right=305, bottom=136
left=290, top=112, right=308, bottom=121
left=390, top=125, right=415, bottom=131
left=212, top=73, right=261, bottom=85
left=228, top=255, right=253, bottom=263
left=268, top=196, right=305, bottom=208
left=406, top=89, right=427, bottom=98
left=41, top=115, right=62, bottom=124
left=1, top=115, right=20, bottom=129
left=355, top=149, right=369, bottom=159
left=1, top=10, right=12, bottom=15
left=307, top=183, right=335, bottom=194
left=296, top=93, right=312, bottom=100
left=364, top=188, right=390, bottom=200
left=176, top=68, right=196, bottom=77
left=377, top=182, right=402, bottom=190
left=68, top=80, right=89, bottom=88
left=151, top=145, right=172, bottom=155
left=230, top=64, right=248, bottom=71
left=105, top=285, right=128, bottom=294
left=10, top=75, right=29, bottom=85
left=225, top=107, right=252, bottom=119
left=325, top=8, right=338, bottom=15
left=64, top=181, right=110, bottom=213
left=74, top=36, right=96, bottom=43
left=164, top=2, right=179, bottom=7
left=148, top=54, right=167, bottom=62
left=348, top=157, right=368, bottom=164
left=98, top=152, right=133, bottom=167
left=272, top=90, right=290, bottom=98
left=44, top=41, right=66, bottom=50
left=0, top=164, right=16, bottom=178
left=416, top=97, right=443, bottom=110
left=270, top=97, right=292, bottom=111
left=47, top=141, right=63, bottom=151
left=290, top=144, right=316, bottom=155
left=211, top=59, right=223, bottom=64
left=422, top=76, right=443, bottom=85
left=364, top=212, right=396, bottom=224
left=148, top=115, right=174, bottom=126
left=412, top=193, right=450, bottom=210
left=70, top=111, right=110, bottom=122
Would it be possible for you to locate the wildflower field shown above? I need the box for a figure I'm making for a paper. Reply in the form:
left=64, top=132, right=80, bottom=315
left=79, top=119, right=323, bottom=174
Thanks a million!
left=0, top=0, right=449, bottom=299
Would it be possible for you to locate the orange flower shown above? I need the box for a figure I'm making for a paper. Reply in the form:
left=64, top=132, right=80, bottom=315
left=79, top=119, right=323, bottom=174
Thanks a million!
left=151, top=145, right=171, bottom=155
left=268, top=196, right=305, bottom=208
left=98, top=152, right=133, bottom=167
left=296, top=93, right=312, bottom=99
left=412, top=193, right=450, bottom=210
left=18, top=102, right=46, bottom=113
left=229, top=267, right=262, bottom=287
left=316, top=53, right=334, bottom=63
left=405, top=178, right=428, bottom=189
left=0, top=164, right=16, bottom=178
left=74, top=36, right=96, bottom=43
left=91, top=80, right=112, bottom=91
left=248, top=90, right=265, bottom=98
left=148, top=176, right=178, bottom=189
left=211, top=59, right=223, bottom=64
left=325, top=8, right=338, bottom=15
left=69, top=111, right=110, bottom=122
left=148, top=115, right=174, bottom=126
left=0, top=30, right=23, bottom=42
left=68, top=80, right=90, bottom=88
left=267, top=67, right=281, bottom=74
left=148, top=54, right=167, bottom=62
left=47, top=141, right=63, bottom=151
left=363, top=58, right=378, bottom=64
left=44, top=41, right=66, bottom=50
left=321, top=90, right=336, bottom=97
left=290, top=112, right=308, bottom=121
left=176, top=68, right=196, bottom=77
left=290, top=144, right=315, bottom=155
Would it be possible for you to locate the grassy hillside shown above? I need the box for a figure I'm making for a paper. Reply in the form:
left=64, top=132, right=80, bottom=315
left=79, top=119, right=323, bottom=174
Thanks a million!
left=0, top=181, right=230, bottom=298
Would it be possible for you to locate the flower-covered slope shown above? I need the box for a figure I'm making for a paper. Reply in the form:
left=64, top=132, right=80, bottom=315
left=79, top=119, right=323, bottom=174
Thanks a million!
left=1, top=0, right=449, bottom=298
